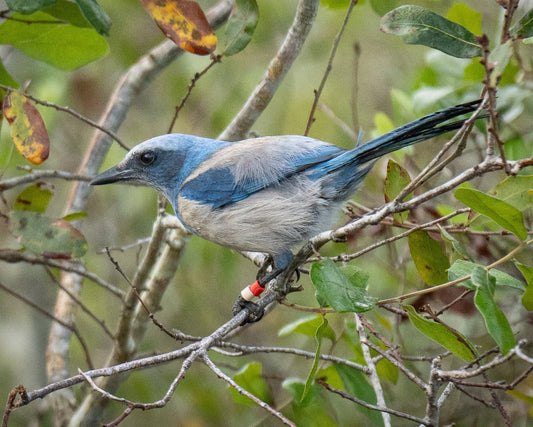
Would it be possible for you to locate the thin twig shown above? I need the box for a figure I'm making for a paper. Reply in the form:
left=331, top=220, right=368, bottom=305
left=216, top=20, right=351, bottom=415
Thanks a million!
left=501, top=0, right=519, bottom=43
left=202, top=354, right=296, bottom=426
left=44, top=267, right=114, bottom=340
left=317, top=379, right=429, bottom=425
left=0, top=249, right=124, bottom=298
left=2, top=385, right=27, bottom=427
left=167, top=54, right=222, bottom=133
left=478, top=36, right=508, bottom=173
left=307, top=207, right=470, bottom=264
left=355, top=314, right=391, bottom=427
left=104, top=248, right=176, bottom=339
left=0, top=281, right=94, bottom=369
left=219, top=0, right=320, bottom=141
left=377, top=239, right=532, bottom=305
left=304, top=0, right=358, bottom=135
left=0, top=169, right=91, bottom=192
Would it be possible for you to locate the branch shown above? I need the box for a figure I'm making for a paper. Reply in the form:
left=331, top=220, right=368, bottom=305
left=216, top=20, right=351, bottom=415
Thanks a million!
left=306, top=207, right=471, bottom=264
left=0, top=168, right=91, bottom=192
left=218, top=0, right=320, bottom=141
left=436, top=342, right=521, bottom=381
left=309, top=155, right=530, bottom=254
left=0, top=249, right=124, bottom=298
left=355, top=314, right=391, bottom=427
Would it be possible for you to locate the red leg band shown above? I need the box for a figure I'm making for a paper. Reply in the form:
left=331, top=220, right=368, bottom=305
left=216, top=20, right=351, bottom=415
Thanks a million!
left=240, top=280, right=265, bottom=301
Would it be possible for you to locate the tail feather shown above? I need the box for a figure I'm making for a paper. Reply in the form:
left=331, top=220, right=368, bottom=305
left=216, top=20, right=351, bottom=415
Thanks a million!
left=323, top=99, right=482, bottom=174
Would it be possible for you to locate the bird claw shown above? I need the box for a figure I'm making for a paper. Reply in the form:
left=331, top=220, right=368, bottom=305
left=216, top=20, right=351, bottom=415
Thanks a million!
left=232, top=296, right=265, bottom=324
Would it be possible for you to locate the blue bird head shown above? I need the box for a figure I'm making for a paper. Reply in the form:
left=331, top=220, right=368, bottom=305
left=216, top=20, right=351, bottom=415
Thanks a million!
left=91, top=134, right=232, bottom=202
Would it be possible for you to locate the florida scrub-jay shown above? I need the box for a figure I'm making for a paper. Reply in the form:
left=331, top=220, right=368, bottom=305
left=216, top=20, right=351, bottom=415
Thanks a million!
left=91, top=99, right=480, bottom=312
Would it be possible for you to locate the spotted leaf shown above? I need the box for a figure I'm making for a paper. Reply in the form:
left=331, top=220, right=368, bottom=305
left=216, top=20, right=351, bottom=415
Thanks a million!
left=14, top=183, right=52, bottom=213
left=9, top=211, right=88, bottom=258
left=140, top=0, right=216, bottom=55
left=3, top=92, right=50, bottom=165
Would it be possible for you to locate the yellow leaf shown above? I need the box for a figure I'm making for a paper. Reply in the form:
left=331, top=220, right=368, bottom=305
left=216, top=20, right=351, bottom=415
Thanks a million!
left=140, top=0, right=216, bottom=55
left=3, top=92, right=50, bottom=165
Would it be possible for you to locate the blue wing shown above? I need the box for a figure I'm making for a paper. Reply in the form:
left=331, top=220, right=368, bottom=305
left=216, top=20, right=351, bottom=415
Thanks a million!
left=179, top=135, right=345, bottom=209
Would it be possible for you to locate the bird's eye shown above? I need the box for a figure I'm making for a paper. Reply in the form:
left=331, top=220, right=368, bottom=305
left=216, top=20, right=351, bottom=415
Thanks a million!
left=139, top=151, right=156, bottom=165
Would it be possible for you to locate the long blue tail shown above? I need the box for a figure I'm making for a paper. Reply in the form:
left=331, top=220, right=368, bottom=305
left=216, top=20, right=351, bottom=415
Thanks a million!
left=323, top=99, right=482, bottom=175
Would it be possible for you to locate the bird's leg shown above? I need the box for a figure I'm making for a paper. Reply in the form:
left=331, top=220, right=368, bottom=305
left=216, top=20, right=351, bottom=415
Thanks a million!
left=232, top=252, right=299, bottom=323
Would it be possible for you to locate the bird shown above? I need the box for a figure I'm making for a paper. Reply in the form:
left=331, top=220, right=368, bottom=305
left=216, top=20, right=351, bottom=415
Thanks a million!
left=91, top=99, right=481, bottom=316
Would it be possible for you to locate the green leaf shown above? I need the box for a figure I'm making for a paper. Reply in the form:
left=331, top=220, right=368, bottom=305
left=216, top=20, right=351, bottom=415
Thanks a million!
left=278, top=314, right=336, bottom=341
left=503, top=137, right=530, bottom=161
left=380, top=5, right=481, bottom=58
left=448, top=259, right=525, bottom=291
left=373, top=111, right=395, bottom=135
left=6, top=0, right=55, bottom=14
left=316, top=364, right=343, bottom=389
left=404, top=305, right=477, bottom=361
left=490, top=175, right=533, bottom=212
left=510, top=8, right=533, bottom=38
left=14, top=183, right=52, bottom=213
left=230, top=362, right=272, bottom=405
left=321, top=0, right=352, bottom=9
left=0, top=10, right=109, bottom=70
left=472, top=267, right=516, bottom=354
left=438, top=224, right=470, bottom=261
left=515, top=262, right=533, bottom=310
left=436, top=204, right=469, bottom=224
left=0, top=60, right=19, bottom=89
left=9, top=211, right=88, bottom=258
left=223, top=0, right=259, bottom=56
left=446, top=3, right=482, bottom=36
left=376, top=354, right=399, bottom=384
left=508, top=389, right=533, bottom=409
left=62, top=212, right=88, bottom=221
left=282, top=379, right=337, bottom=426
left=488, top=41, right=513, bottom=87
left=335, top=364, right=383, bottom=426
left=369, top=0, right=400, bottom=16
left=283, top=378, right=320, bottom=408
left=455, top=188, right=528, bottom=240
left=408, top=230, right=450, bottom=285
left=43, top=0, right=92, bottom=27
left=74, top=0, right=111, bottom=36
left=384, top=159, right=412, bottom=223
left=302, top=316, right=328, bottom=401
left=310, top=259, right=376, bottom=313
left=464, top=60, right=485, bottom=81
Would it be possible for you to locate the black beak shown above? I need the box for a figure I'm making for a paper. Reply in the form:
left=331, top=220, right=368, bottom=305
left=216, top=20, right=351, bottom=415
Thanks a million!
left=90, top=165, right=136, bottom=186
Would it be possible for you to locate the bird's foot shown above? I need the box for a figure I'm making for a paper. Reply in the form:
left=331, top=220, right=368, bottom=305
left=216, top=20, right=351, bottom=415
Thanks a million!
left=232, top=295, right=265, bottom=324
left=232, top=296, right=265, bottom=323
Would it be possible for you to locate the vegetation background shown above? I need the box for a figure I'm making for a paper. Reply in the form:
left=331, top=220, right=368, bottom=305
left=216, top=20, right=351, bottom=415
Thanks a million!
left=0, top=0, right=532, bottom=425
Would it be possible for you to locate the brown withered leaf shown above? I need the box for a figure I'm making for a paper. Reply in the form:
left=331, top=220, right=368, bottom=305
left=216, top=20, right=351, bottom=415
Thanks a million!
left=140, top=0, right=216, bottom=55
